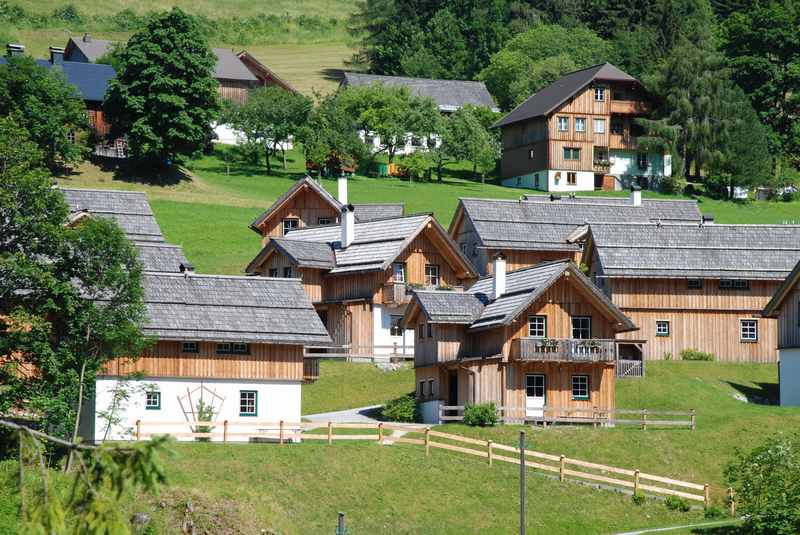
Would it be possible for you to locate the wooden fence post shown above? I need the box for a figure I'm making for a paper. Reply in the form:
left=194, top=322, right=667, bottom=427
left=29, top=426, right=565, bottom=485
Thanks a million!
left=488, top=440, right=493, bottom=466
left=559, top=455, right=566, bottom=482
left=690, top=409, right=696, bottom=431
left=327, top=421, right=333, bottom=445
left=378, top=423, right=384, bottom=445
left=223, top=420, right=229, bottom=443
left=704, top=484, right=710, bottom=509
left=634, top=469, right=640, bottom=495
left=279, top=420, right=284, bottom=445
left=592, top=407, right=598, bottom=429
left=728, top=487, right=736, bottom=517
left=425, top=427, right=430, bottom=457
left=641, top=409, right=648, bottom=431
left=135, top=420, right=141, bottom=441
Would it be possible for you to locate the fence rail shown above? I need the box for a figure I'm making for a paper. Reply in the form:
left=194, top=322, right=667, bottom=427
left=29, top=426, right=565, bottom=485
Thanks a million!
left=438, top=405, right=696, bottom=430
left=134, top=419, right=712, bottom=506
left=303, top=344, right=413, bottom=361
left=617, top=359, right=645, bottom=378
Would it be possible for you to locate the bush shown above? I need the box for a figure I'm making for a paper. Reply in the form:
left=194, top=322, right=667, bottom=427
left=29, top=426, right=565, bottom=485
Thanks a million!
left=782, top=190, right=797, bottom=202
left=724, top=432, right=800, bottom=534
left=631, top=492, right=646, bottom=506
left=704, top=505, right=726, bottom=519
left=462, top=403, right=498, bottom=427
left=665, top=496, right=691, bottom=512
left=663, top=351, right=672, bottom=361
left=658, top=175, right=687, bottom=195
left=680, top=348, right=715, bottom=361
left=381, top=393, right=419, bottom=423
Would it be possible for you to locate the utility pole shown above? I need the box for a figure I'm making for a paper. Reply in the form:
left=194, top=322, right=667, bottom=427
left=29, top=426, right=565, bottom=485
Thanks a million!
left=519, top=430, right=526, bottom=535
left=337, top=512, right=346, bottom=535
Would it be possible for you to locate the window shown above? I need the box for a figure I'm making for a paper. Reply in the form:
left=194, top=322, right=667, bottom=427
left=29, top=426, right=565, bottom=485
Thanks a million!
left=318, top=217, right=332, bottom=225
left=392, top=262, right=406, bottom=283
left=425, top=264, right=440, bottom=287
left=533, top=174, right=540, bottom=188
left=460, top=243, right=468, bottom=255
left=611, top=116, right=623, bottom=134
left=66, top=130, right=76, bottom=144
left=390, top=315, right=404, bottom=337
left=418, top=323, right=424, bottom=340
left=575, top=117, right=586, bottom=132
left=572, top=316, right=592, bottom=339
left=268, top=268, right=278, bottom=277
left=411, top=136, right=423, bottom=147
left=217, top=343, right=250, bottom=354
left=557, top=116, right=569, bottom=132
left=145, top=391, right=161, bottom=410
left=282, top=266, right=293, bottom=278
left=567, top=172, right=577, bottom=186
left=656, top=320, right=670, bottom=337
left=528, top=148, right=535, bottom=159
left=563, top=147, right=580, bottom=160
left=740, top=319, right=758, bottom=342
left=526, top=374, right=545, bottom=399
left=282, top=218, right=299, bottom=236
left=720, top=279, right=750, bottom=290
left=239, top=390, right=257, bottom=416
left=572, top=375, right=590, bottom=400
left=427, top=323, right=433, bottom=338
left=637, top=153, right=648, bottom=169
left=593, top=118, right=605, bottom=134
left=687, top=279, right=703, bottom=290
left=594, top=87, right=605, bottom=101
left=182, top=341, right=199, bottom=353
left=528, top=315, right=547, bottom=338
left=428, top=379, right=435, bottom=398
left=418, top=381, right=426, bottom=398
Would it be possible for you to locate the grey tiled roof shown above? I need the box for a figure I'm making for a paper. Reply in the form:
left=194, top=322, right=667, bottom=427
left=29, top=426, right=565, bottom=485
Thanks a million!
left=271, top=238, right=335, bottom=269
left=342, top=72, right=498, bottom=111
left=141, top=273, right=332, bottom=345
left=589, top=223, right=800, bottom=279
left=458, top=197, right=700, bottom=251
left=411, top=261, right=635, bottom=332
left=135, top=243, right=190, bottom=273
left=212, top=47, right=257, bottom=81
left=494, top=63, right=637, bottom=127
left=59, top=187, right=165, bottom=242
left=353, top=203, right=405, bottom=221
left=66, top=36, right=113, bottom=62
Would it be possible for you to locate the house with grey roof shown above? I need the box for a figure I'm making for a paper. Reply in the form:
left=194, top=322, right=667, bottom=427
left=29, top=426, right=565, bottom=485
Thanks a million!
left=246, top=182, right=476, bottom=357
left=494, top=63, right=669, bottom=192
left=404, top=257, right=637, bottom=423
left=582, top=221, right=800, bottom=363
left=449, top=188, right=701, bottom=275
left=762, top=258, right=800, bottom=406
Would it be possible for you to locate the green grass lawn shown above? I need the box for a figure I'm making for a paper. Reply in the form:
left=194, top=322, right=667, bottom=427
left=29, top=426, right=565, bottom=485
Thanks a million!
left=302, top=361, right=414, bottom=415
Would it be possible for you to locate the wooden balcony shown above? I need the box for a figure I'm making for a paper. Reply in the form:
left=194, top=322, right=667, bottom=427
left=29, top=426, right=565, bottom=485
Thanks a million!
left=303, top=357, right=320, bottom=382
left=382, top=282, right=411, bottom=306
left=593, top=160, right=611, bottom=173
left=610, top=100, right=650, bottom=115
left=511, top=338, right=617, bottom=363
left=609, top=132, right=638, bottom=150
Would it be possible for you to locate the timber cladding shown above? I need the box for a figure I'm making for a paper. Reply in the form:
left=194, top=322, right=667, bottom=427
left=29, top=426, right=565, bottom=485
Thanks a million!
left=484, top=249, right=580, bottom=274
left=505, top=361, right=615, bottom=410
left=775, top=287, right=800, bottom=349
left=258, top=187, right=340, bottom=242
left=102, top=341, right=305, bottom=381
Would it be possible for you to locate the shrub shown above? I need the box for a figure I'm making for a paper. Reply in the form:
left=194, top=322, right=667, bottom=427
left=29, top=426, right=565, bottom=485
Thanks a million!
left=631, top=492, right=646, bottom=506
left=724, top=432, right=800, bottom=535
left=704, top=505, right=726, bottom=519
left=782, top=190, right=797, bottom=202
left=665, top=496, right=691, bottom=512
left=662, top=351, right=672, bottom=361
left=658, top=175, right=687, bottom=195
left=680, top=348, right=715, bottom=361
left=381, top=393, right=419, bottom=423
left=462, top=403, right=498, bottom=427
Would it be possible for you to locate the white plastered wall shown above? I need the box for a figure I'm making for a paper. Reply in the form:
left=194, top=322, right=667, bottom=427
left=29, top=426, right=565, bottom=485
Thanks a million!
left=372, top=304, right=414, bottom=356
left=780, top=348, right=800, bottom=406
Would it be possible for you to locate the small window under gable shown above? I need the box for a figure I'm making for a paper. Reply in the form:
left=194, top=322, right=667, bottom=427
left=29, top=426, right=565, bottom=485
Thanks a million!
left=283, top=266, right=293, bottom=278
left=594, top=87, right=605, bottom=101
left=282, top=218, right=299, bottom=236
left=268, top=268, right=278, bottom=277
left=528, top=315, right=547, bottom=338
left=318, top=217, right=332, bottom=225
left=557, top=116, right=569, bottom=132
left=425, top=264, right=440, bottom=287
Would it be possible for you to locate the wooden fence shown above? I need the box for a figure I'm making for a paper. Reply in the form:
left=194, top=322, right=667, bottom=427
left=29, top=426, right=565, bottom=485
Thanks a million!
left=439, top=405, right=696, bottom=430
left=134, top=420, right=714, bottom=507
left=616, top=359, right=645, bottom=378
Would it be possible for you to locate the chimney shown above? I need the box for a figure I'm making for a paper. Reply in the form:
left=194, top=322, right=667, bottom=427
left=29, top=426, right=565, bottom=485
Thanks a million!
left=341, top=204, right=355, bottom=248
left=630, top=184, right=642, bottom=207
left=179, top=262, right=195, bottom=275
left=337, top=175, right=348, bottom=205
left=701, top=214, right=714, bottom=225
left=492, top=253, right=506, bottom=300
left=49, top=46, right=64, bottom=65
left=6, top=43, right=25, bottom=57
left=82, top=33, right=92, bottom=43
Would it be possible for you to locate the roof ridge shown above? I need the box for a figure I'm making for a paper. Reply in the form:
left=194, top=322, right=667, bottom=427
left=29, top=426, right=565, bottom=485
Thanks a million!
left=474, top=259, right=569, bottom=282
left=592, top=222, right=800, bottom=228
left=345, top=72, right=487, bottom=85
left=145, top=272, right=303, bottom=282
left=58, top=186, right=147, bottom=196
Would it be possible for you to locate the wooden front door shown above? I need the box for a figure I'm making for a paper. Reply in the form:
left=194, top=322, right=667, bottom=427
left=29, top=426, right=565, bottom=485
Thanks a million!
left=525, top=374, right=546, bottom=418
left=447, top=370, right=458, bottom=406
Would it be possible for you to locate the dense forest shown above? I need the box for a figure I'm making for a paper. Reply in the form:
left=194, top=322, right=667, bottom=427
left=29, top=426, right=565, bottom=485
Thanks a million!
left=349, top=0, right=800, bottom=191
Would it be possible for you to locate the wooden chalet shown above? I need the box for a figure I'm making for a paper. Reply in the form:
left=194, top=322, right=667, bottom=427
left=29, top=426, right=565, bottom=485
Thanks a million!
left=495, top=63, right=667, bottom=192
left=583, top=222, right=800, bottom=363
left=449, top=189, right=700, bottom=275
left=245, top=194, right=476, bottom=357
left=248, top=176, right=405, bottom=245
left=762, top=260, right=800, bottom=405
left=404, top=257, right=637, bottom=423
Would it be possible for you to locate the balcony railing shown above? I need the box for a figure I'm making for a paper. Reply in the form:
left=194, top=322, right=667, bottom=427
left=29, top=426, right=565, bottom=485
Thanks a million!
left=593, top=159, right=611, bottom=172
left=511, top=338, right=617, bottom=363
left=382, top=282, right=410, bottom=305
left=610, top=100, right=650, bottom=115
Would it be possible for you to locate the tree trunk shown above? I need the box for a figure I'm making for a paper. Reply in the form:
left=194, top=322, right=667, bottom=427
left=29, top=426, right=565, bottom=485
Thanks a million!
left=65, top=360, right=87, bottom=472
left=472, top=161, right=477, bottom=181
left=437, top=160, right=443, bottom=183
left=264, top=145, right=272, bottom=175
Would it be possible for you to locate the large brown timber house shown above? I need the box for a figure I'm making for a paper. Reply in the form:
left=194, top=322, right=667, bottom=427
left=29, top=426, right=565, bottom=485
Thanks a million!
left=495, top=63, right=668, bottom=192
left=583, top=222, right=800, bottom=363
left=404, top=257, right=637, bottom=423
left=449, top=189, right=701, bottom=276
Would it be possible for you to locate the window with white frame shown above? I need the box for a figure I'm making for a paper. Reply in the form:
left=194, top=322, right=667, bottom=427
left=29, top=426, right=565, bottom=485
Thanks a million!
left=528, top=148, right=535, bottom=159
left=557, top=116, right=569, bottom=132
left=572, top=375, right=590, bottom=400
left=528, top=315, right=547, bottom=338
left=390, top=315, right=403, bottom=336
left=239, top=390, right=257, bottom=416
left=182, top=341, right=199, bottom=353
left=656, top=320, right=670, bottom=337
left=282, top=218, right=299, bottom=235
left=425, top=264, right=440, bottom=287
left=392, top=262, right=406, bottom=283
left=145, top=391, right=161, bottom=410
left=575, top=117, right=586, bottom=132
left=571, top=316, right=592, bottom=339
left=594, top=87, right=605, bottom=101
left=740, top=319, right=758, bottom=342
left=593, top=118, right=605, bottom=134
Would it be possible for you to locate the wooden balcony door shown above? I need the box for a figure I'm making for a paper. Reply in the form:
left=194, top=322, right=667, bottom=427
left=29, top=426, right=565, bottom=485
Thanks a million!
left=525, top=374, right=546, bottom=418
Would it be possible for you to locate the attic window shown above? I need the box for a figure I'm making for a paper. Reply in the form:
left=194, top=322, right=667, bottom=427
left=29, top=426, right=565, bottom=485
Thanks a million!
left=318, top=217, right=332, bottom=225
left=282, top=218, right=299, bottom=235
left=268, top=268, right=278, bottom=277
left=283, top=266, right=293, bottom=278
left=720, top=279, right=749, bottom=290
left=182, top=341, right=199, bottom=353
left=687, top=279, right=703, bottom=290
left=594, top=87, right=605, bottom=101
